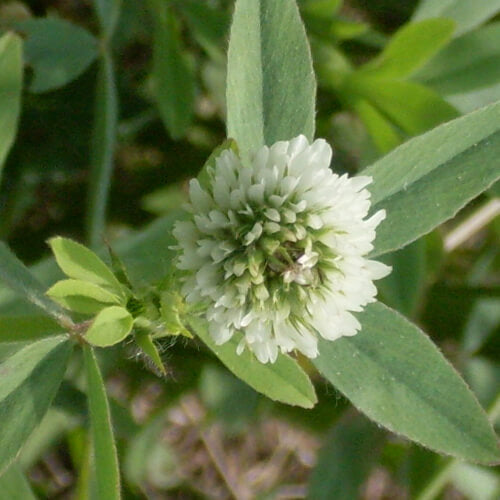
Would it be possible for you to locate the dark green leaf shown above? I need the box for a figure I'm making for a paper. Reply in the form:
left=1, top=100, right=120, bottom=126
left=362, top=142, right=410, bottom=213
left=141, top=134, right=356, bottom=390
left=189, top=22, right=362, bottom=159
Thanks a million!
left=17, top=18, right=98, bottom=93
left=0, top=315, right=63, bottom=343
left=364, top=100, right=500, bottom=256
left=0, top=32, right=23, bottom=181
left=0, top=336, right=73, bottom=474
left=313, top=302, right=500, bottom=464
left=83, top=345, right=121, bottom=500
left=0, top=242, right=71, bottom=326
left=227, top=0, right=316, bottom=159
left=416, top=23, right=500, bottom=96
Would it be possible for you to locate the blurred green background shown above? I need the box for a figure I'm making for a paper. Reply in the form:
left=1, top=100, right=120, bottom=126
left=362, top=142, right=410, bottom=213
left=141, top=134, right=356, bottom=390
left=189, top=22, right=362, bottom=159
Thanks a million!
left=0, top=0, right=499, bottom=498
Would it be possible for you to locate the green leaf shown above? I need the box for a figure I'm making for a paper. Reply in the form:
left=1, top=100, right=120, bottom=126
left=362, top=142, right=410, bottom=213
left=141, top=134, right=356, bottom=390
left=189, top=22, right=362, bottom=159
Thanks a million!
left=377, top=238, right=427, bottom=317
left=85, top=52, right=118, bottom=250
left=175, top=0, right=229, bottom=60
left=416, top=22, right=500, bottom=96
left=48, top=237, right=123, bottom=295
left=83, top=345, right=121, bottom=500
left=47, top=279, right=123, bottom=314
left=17, top=18, right=98, bottom=93
left=352, top=99, right=401, bottom=153
left=85, top=306, right=133, bottom=347
left=312, top=302, right=500, bottom=464
left=227, top=0, right=316, bottom=160
left=360, top=19, right=455, bottom=79
left=308, top=414, right=384, bottom=500
left=412, top=0, right=500, bottom=36
left=0, top=315, right=63, bottom=343
left=364, top=100, right=500, bottom=257
left=301, top=0, right=343, bottom=19
left=188, top=316, right=317, bottom=409
left=0, top=32, right=23, bottom=182
left=345, top=76, right=459, bottom=135
left=0, top=463, right=37, bottom=500
left=0, top=242, right=72, bottom=326
left=149, top=0, right=195, bottom=140
left=135, top=330, right=166, bottom=375
left=0, top=336, right=73, bottom=474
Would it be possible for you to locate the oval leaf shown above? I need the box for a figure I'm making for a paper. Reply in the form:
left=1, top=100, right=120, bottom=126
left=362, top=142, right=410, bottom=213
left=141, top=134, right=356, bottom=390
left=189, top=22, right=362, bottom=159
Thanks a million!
left=47, top=279, right=123, bottom=314
left=17, top=18, right=98, bottom=93
left=188, top=316, right=317, bottom=409
left=48, top=237, right=123, bottom=295
left=83, top=345, right=121, bottom=500
left=227, top=0, right=316, bottom=159
left=85, top=306, right=133, bottom=347
left=364, top=100, right=500, bottom=257
left=312, top=302, right=500, bottom=464
left=0, top=32, right=23, bottom=181
left=0, top=336, right=73, bottom=474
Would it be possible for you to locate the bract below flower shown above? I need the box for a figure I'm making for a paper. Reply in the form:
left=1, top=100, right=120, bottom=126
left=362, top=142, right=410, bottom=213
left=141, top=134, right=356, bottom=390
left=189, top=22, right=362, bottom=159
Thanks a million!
left=173, top=135, right=391, bottom=363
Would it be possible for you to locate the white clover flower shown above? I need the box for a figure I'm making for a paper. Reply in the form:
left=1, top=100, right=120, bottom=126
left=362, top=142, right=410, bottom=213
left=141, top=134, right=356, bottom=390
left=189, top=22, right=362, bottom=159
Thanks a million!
left=173, top=135, right=391, bottom=363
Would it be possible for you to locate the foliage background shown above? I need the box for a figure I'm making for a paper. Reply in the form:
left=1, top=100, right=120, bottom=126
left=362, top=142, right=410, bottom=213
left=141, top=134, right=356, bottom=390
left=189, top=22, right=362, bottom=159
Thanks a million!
left=0, top=0, right=499, bottom=498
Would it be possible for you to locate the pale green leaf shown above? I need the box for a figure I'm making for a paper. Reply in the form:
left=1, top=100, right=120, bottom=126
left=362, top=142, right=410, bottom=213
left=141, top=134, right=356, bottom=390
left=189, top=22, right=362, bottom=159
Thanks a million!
left=0, top=315, right=63, bottom=343
left=0, top=463, right=37, bottom=500
left=0, top=336, right=73, bottom=474
left=0, top=32, right=23, bottom=182
left=312, top=302, right=500, bottom=464
left=412, top=0, right=500, bottom=36
left=48, top=237, right=123, bottom=295
left=135, top=331, right=166, bottom=375
left=47, top=279, right=123, bottom=314
left=360, top=19, right=455, bottom=79
left=346, top=76, right=459, bottom=135
left=85, top=306, right=133, bottom=347
left=17, top=18, right=98, bottom=93
left=352, top=99, right=401, bottom=153
left=416, top=22, right=500, bottom=96
left=363, top=100, right=500, bottom=256
left=0, top=242, right=71, bottom=326
left=149, top=0, right=195, bottom=140
left=83, top=345, right=121, bottom=500
left=189, top=315, right=317, bottom=409
left=227, top=0, right=316, bottom=160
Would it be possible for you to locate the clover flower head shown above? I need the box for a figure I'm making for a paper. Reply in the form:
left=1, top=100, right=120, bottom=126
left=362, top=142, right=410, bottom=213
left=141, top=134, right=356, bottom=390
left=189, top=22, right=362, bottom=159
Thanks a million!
left=173, top=135, right=391, bottom=363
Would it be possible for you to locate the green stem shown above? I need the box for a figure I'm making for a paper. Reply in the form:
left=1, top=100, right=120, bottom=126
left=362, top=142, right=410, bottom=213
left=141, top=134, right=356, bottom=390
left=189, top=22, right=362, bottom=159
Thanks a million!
left=85, top=49, right=118, bottom=249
